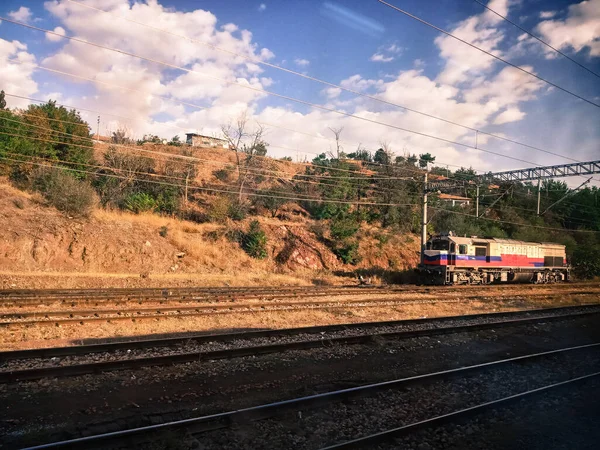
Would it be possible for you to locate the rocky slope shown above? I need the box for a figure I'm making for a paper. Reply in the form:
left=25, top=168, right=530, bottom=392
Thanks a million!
left=0, top=180, right=419, bottom=289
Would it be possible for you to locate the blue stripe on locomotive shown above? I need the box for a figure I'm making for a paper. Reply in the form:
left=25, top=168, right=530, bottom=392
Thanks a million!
left=423, top=254, right=545, bottom=266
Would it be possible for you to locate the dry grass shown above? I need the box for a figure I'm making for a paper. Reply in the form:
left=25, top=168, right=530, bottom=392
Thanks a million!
left=1, top=291, right=597, bottom=350
left=0, top=270, right=320, bottom=290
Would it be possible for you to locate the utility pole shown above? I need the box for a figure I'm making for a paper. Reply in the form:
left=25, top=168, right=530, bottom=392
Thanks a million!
left=475, top=185, right=479, bottom=218
left=421, top=171, right=428, bottom=266
left=536, top=178, right=541, bottom=215
left=96, top=115, right=100, bottom=141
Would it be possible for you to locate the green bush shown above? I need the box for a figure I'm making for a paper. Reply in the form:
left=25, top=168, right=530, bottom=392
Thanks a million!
left=228, top=200, right=247, bottom=221
left=330, top=215, right=360, bottom=241
left=155, top=188, right=179, bottom=214
left=213, top=166, right=234, bottom=182
left=32, top=167, right=97, bottom=217
left=572, top=245, right=600, bottom=280
left=242, top=220, right=268, bottom=259
left=207, top=196, right=231, bottom=223
left=159, top=226, right=168, bottom=237
left=252, top=189, right=288, bottom=217
left=123, top=192, right=157, bottom=213
left=334, top=241, right=361, bottom=265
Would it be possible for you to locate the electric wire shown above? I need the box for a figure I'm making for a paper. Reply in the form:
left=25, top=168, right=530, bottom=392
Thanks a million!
left=0, top=18, right=568, bottom=171
left=66, top=0, right=585, bottom=163
left=0, top=153, right=419, bottom=208
left=378, top=0, right=600, bottom=108
left=471, top=0, right=600, bottom=79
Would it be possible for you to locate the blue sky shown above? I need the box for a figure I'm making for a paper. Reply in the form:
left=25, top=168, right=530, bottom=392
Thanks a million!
left=0, top=0, right=598, bottom=182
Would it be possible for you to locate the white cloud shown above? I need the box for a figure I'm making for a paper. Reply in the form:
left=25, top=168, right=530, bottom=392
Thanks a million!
left=0, top=39, right=38, bottom=108
left=494, top=107, right=526, bottom=124
left=222, top=23, right=238, bottom=33
left=258, top=4, right=267, bottom=12
left=260, top=48, right=275, bottom=60
left=322, top=87, right=342, bottom=99
left=8, top=7, right=33, bottom=24
left=370, top=53, right=394, bottom=63
left=16, top=0, right=552, bottom=173
left=39, top=0, right=275, bottom=136
left=46, top=26, right=66, bottom=42
left=435, top=0, right=510, bottom=85
left=536, top=0, right=600, bottom=57
left=340, top=74, right=383, bottom=93
left=370, top=43, right=402, bottom=62
left=539, top=11, right=557, bottom=19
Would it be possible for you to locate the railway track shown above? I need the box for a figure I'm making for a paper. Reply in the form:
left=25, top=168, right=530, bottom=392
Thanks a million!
left=2, top=289, right=600, bottom=328
left=1, top=282, right=596, bottom=307
left=20, top=337, right=600, bottom=449
left=2, top=305, right=599, bottom=383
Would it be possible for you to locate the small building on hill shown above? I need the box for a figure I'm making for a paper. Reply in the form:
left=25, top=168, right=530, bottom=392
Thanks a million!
left=439, top=193, right=471, bottom=207
left=185, top=133, right=229, bottom=149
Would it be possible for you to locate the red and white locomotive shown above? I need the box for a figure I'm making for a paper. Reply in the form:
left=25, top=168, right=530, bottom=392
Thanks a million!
left=419, top=232, right=569, bottom=285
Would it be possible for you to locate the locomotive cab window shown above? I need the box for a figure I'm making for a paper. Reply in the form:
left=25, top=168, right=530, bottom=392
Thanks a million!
left=431, top=240, right=449, bottom=251
left=450, top=243, right=456, bottom=253
left=458, top=244, right=467, bottom=255
left=475, top=246, right=487, bottom=257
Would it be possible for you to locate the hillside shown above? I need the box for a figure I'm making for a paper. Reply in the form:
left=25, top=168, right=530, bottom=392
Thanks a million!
left=1, top=98, right=599, bottom=286
left=0, top=179, right=420, bottom=289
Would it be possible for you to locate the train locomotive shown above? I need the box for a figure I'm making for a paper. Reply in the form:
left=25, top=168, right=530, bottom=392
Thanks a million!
left=418, top=232, right=569, bottom=285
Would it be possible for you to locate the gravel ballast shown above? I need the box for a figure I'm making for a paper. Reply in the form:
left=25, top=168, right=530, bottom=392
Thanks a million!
left=2, top=306, right=600, bottom=372
left=2, top=312, right=600, bottom=449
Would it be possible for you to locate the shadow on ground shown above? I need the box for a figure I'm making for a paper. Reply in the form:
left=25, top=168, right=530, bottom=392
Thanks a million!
left=332, top=266, right=418, bottom=284
left=71, top=327, right=269, bottom=346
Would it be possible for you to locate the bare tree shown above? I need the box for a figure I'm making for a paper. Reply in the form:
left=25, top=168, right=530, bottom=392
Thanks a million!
left=164, top=149, right=198, bottom=207
left=328, top=126, right=344, bottom=159
left=374, top=141, right=394, bottom=171
left=111, top=124, right=133, bottom=144
left=221, top=112, right=268, bottom=201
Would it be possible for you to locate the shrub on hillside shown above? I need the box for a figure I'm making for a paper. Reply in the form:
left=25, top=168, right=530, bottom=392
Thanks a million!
left=334, top=241, right=361, bottom=265
left=572, top=245, right=600, bottom=279
left=123, top=192, right=157, bottom=214
left=252, top=189, right=288, bottom=217
left=227, top=199, right=247, bottom=221
left=32, top=167, right=97, bottom=217
left=330, top=215, right=360, bottom=241
left=242, top=220, right=268, bottom=259
left=213, top=166, right=235, bottom=183
left=207, top=196, right=231, bottom=222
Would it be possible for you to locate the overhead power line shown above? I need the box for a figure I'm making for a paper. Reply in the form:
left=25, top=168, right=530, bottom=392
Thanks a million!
left=429, top=206, right=600, bottom=233
left=0, top=152, right=419, bottom=208
left=0, top=116, right=421, bottom=186
left=3, top=89, right=479, bottom=181
left=5, top=115, right=594, bottom=221
left=2, top=151, right=595, bottom=233
left=472, top=0, right=600, bottom=79
left=0, top=18, right=570, bottom=172
left=0, top=128, right=416, bottom=202
left=5, top=88, right=598, bottom=193
left=66, top=0, right=582, bottom=164
left=378, top=0, right=600, bottom=108
left=0, top=125, right=424, bottom=205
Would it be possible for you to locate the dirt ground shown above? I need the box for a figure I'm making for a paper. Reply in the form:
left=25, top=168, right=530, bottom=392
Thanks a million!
left=0, top=179, right=419, bottom=291
left=1, top=287, right=598, bottom=351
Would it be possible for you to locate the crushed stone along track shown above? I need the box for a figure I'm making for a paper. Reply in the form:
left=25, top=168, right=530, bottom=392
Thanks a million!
left=20, top=339, right=600, bottom=450
left=2, top=291, right=600, bottom=328
left=2, top=305, right=599, bottom=383
left=1, top=282, right=599, bottom=328
left=1, top=282, right=597, bottom=308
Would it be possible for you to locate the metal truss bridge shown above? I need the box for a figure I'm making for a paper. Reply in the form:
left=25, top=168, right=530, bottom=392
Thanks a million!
left=428, top=159, right=600, bottom=190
